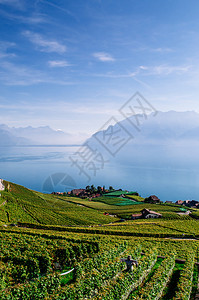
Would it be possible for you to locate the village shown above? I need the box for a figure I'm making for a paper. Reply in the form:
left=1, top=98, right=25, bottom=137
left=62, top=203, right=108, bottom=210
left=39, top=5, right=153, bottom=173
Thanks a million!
left=51, top=184, right=199, bottom=207
left=51, top=185, right=199, bottom=220
left=51, top=185, right=139, bottom=199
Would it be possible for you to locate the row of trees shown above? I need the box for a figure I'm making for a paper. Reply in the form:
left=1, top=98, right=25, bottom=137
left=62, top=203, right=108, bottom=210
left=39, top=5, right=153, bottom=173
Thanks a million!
left=85, top=185, right=115, bottom=194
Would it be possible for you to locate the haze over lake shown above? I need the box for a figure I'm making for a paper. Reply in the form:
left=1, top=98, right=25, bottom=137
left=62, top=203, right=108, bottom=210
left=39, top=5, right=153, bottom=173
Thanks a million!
left=1, top=110, right=199, bottom=202
left=1, top=142, right=199, bottom=202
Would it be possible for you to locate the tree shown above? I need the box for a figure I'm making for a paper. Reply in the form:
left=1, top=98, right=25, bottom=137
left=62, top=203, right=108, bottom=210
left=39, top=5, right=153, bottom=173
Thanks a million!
left=91, top=185, right=97, bottom=193
left=86, top=185, right=90, bottom=192
left=97, top=186, right=102, bottom=194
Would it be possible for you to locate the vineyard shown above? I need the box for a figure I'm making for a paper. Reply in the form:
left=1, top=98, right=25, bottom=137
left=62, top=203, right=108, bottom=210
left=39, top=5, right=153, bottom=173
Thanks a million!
left=1, top=226, right=199, bottom=299
left=0, top=181, right=118, bottom=226
left=0, top=181, right=196, bottom=227
left=0, top=180, right=199, bottom=299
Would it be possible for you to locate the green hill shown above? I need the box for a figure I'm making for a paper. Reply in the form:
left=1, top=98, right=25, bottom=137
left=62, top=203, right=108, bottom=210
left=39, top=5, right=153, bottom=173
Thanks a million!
left=0, top=180, right=195, bottom=227
left=0, top=180, right=119, bottom=226
left=1, top=180, right=199, bottom=300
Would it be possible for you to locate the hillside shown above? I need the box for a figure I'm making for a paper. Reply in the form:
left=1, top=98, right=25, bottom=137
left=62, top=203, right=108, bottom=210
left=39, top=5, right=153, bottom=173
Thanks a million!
left=1, top=180, right=199, bottom=299
left=0, top=180, right=119, bottom=226
left=0, top=180, right=196, bottom=227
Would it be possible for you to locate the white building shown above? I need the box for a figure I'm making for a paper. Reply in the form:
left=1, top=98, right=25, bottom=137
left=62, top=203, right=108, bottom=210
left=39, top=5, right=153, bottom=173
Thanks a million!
left=0, top=179, right=4, bottom=191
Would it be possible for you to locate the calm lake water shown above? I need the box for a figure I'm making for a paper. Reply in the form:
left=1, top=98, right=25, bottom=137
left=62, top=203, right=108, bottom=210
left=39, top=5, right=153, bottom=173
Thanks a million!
left=1, top=145, right=199, bottom=202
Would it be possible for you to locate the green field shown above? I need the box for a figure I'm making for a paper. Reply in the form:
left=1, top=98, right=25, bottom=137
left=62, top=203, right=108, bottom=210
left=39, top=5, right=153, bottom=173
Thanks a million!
left=0, top=181, right=119, bottom=226
left=1, top=180, right=199, bottom=299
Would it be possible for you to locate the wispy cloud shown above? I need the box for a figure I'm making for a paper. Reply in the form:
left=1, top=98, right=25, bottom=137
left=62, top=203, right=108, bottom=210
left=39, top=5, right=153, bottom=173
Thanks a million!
left=23, top=30, right=67, bottom=54
left=0, top=61, right=47, bottom=85
left=41, top=0, right=78, bottom=20
left=151, top=47, right=173, bottom=53
left=92, top=70, right=152, bottom=89
left=0, top=61, right=75, bottom=86
left=93, top=64, right=190, bottom=79
left=154, top=65, right=190, bottom=75
left=139, top=64, right=191, bottom=75
left=0, top=101, right=120, bottom=117
left=0, top=0, right=24, bottom=9
left=17, top=14, right=46, bottom=24
left=0, top=41, right=16, bottom=58
left=94, top=72, right=136, bottom=78
left=138, top=66, right=148, bottom=70
left=48, top=60, right=71, bottom=67
left=0, top=9, right=47, bottom=24
left=93, top=52, right=115, bottom=62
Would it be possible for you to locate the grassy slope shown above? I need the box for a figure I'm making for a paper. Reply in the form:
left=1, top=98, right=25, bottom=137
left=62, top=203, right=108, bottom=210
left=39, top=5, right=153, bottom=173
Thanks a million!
left=0, top=180, right=195, bottom=227
left=125, top=195, right=145, bottom=201
left=65, top=196, right=192, bottom=219
left=0, top=181, right=119, bottom=226
left=1, top=182, right=199, bottom=299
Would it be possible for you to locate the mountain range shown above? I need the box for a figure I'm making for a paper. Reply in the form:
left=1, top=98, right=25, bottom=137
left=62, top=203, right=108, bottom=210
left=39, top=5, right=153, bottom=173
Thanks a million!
left=90, top=110, right=199, bottom=145
left=1, top=111, right=199, bottom=147
left=87, top=110, right=199, bottom=169
left=0, top=124, right=71, bottom=146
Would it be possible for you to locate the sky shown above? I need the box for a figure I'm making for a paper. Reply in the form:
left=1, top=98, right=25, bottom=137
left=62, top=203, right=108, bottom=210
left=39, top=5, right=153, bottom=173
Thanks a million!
left=0, top=0, right=199, bottom=139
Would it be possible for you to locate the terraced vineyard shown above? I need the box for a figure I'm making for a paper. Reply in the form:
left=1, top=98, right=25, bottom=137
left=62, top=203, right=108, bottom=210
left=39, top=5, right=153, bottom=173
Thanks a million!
left=1, top=228, right=198, bottom=300
left=0, top=181, right=118, bottom=226
left=1, top=180, right=199, bottom=299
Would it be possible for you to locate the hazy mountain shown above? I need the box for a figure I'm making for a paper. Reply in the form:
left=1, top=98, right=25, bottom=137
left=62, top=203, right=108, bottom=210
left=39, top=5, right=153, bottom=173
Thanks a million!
left=0, top=124, right=72, bottom=145
left=0, top=128, right=30, bottom=146
left=180, top=126, right=199, bottom=140
left=87, top=111, right=199, bottom=169
left=90, top=110, right=199, bottom=146
left=1, top=111, right=199, bottom=147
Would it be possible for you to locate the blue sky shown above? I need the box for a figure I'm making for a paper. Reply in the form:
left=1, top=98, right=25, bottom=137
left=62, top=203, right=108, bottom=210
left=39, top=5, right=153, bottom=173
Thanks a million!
left=0, top=0, right=199, bottom=138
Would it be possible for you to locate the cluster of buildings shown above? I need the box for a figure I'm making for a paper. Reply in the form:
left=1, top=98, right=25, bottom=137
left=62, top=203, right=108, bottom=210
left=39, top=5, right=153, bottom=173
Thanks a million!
left=52, top=187, right=139, bottom=200
left=67, top=188, right=104, bottom=199
left=175, top=199, right=199, bottom=208
left=51, top=189, right=102, bottom=198
left=51, top=192, right=66, bottom=196
left=51, top=187, right=108, bottom=198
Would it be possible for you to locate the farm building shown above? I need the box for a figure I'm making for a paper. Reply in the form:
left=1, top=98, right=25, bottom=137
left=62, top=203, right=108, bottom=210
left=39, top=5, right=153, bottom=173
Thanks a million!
left=176, top=200, right=184, bottom=205
left=141, top=208, right=162, bottom=219
left=132, top=209, right=162, bottom=220
left=70, top=189, right=85, bottom=196
left=184, top=200, right=191, bottom=205
left=131, top=213, right=142, bottom=220
left=187, top=200, right=199, bottom=208
left=144, top=195, right=160, bottom=204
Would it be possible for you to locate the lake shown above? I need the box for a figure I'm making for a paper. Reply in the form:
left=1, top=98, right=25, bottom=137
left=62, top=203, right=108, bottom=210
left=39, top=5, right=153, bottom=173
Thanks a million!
left=0, top=144, right=199, bottom=202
